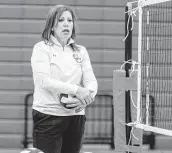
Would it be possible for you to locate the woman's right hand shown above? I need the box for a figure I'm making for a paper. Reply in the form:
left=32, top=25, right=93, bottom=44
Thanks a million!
left=76, top=87, right=94, bottom=105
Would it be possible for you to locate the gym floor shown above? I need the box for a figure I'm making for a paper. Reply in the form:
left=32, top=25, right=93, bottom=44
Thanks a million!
left=81, top=144, right=172, bottom=153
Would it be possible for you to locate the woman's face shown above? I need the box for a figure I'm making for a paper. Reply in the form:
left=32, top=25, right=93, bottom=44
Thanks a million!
left=54, top=11, right=73, bottom=41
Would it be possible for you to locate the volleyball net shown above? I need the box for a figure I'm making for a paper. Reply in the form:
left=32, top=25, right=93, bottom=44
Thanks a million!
left=127, top=0, right=172, bottom=136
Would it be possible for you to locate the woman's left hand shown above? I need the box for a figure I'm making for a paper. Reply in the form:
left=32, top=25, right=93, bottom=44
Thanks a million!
left=65, top=99, right=87, bottom=113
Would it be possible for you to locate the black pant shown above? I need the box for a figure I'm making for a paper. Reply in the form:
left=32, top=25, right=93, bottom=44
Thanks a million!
left=32, top=109, right=86, bottom=153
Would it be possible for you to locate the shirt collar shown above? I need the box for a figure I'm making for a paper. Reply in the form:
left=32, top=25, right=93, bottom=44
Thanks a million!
left=50, top=35, right=75, bottom=47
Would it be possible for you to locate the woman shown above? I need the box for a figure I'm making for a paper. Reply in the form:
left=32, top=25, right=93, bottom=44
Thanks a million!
left=31, top=5, right=98, bottom=153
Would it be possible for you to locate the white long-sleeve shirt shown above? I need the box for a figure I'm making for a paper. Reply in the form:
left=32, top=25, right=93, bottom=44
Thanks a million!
left=31, top=36, right=98, bottom=116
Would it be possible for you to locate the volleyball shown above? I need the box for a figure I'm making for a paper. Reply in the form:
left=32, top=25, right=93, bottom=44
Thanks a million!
left=60, top=94, right=78, bottom=109
left=20, top=148, right=44, bottom=153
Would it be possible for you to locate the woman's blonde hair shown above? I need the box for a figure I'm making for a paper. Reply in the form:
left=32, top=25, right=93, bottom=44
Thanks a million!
left=42, top=5, right=79, bottom=51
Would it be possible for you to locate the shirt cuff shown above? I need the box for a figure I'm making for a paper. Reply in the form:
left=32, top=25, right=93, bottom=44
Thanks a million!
left=71, top=85, right=79, bottom=95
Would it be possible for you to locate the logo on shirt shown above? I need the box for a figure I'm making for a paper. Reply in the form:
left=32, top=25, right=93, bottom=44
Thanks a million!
left=73, top=53, right=82, bottom=63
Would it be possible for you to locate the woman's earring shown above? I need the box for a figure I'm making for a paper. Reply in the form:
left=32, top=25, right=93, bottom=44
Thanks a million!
left=51, top=29, right=54, bottom=34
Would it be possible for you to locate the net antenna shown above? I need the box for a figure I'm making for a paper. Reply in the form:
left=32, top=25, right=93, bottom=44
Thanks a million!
left=127, top=0, right=172, bottom=136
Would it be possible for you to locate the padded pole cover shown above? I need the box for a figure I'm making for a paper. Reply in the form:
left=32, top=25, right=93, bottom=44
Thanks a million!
left=113, top=70, right=143, bottom=153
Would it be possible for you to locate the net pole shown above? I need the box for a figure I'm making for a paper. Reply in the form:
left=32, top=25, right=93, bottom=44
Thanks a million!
left=136, top=1, right=143, bottom=123
left=124, top=4, right=132, bottom=150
